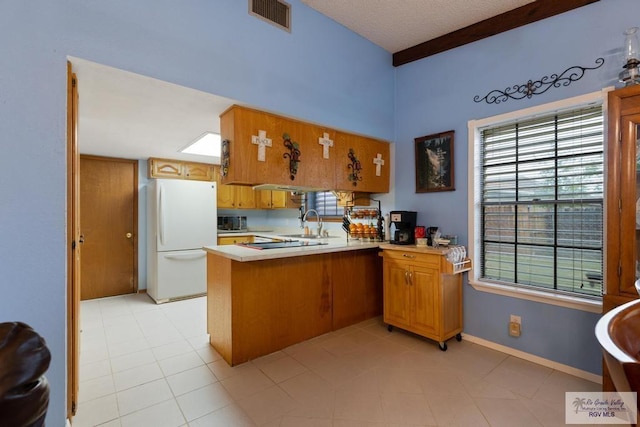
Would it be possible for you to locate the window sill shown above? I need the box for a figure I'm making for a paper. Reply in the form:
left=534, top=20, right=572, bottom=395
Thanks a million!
left=469, top=279, right=602, bottom=314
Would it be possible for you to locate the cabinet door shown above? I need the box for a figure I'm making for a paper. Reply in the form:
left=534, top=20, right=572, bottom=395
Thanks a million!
left=256, top=190, right=273, bottom=208
left=269, top=191, right=288, bottom=208
left=235, top=186, right=256, bottom=209
left=149, top=158, right=183, bottom=178
left=220, top=106, right=278, bottom=185
left=606, top=86, right=640, bottom=309
left=383, top=259, right=412, bottom=329
left=410, top=265, right=440, bottom=337
left=184, top=162, right=214, bottom=181
left=334, top=132, right=390, bottom=192
left=217, top=184, right=236, bottom=208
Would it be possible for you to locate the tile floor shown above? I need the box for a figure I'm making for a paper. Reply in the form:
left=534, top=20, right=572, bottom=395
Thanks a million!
left=74, top=293, right=600, bottom=426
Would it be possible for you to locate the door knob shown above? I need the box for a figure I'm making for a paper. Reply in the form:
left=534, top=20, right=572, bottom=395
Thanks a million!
left=126, top=232, right=132, bottom=239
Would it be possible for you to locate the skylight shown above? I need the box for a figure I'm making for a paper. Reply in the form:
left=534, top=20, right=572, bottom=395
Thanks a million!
left=180, top=132, right=221, bottom=157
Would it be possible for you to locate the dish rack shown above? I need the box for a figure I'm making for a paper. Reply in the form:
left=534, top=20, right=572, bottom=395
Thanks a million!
left=343, top=199, right=383, bottom=241
left=446, top=258, right=472, bottom=274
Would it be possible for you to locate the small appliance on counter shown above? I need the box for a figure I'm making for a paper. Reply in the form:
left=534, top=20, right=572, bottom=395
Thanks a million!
left=217, top=215, right=247, bottom=232
left=389, top=211, right=417, bottom=245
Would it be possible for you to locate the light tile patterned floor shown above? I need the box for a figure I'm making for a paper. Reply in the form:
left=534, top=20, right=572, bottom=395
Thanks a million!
left=74, top=293, right=600, bottom=426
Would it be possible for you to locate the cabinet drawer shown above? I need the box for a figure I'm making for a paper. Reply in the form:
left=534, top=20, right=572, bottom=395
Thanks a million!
left=382, top=250, right=440, bottom=268
left=217, top=236, right=254, bottom=245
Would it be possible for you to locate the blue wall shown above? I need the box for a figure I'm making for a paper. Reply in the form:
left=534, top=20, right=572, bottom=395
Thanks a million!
left=0, top=1, right=393, bottom=423
left=394, top=0, right=638, bottom=375
left=1, top=0, right=633, bottom=423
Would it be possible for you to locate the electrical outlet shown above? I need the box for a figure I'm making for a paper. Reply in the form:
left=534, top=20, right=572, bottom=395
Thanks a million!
left=509, top=322, right=521, bottom=337
left=509, top=314, right=521, bottom=337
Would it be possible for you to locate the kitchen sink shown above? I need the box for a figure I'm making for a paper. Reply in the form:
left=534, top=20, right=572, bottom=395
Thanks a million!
left=279, top=234, right=340, bottom=239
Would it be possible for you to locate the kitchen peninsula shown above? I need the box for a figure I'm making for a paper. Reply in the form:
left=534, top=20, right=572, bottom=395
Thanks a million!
left=204, top=237, right=382, bottom=366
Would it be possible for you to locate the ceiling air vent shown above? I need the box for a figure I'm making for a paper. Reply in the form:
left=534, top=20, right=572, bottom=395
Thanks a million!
left=249, top=0, right=291, bottom=32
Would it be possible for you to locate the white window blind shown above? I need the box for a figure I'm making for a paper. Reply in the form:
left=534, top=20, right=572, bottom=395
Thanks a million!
left=311, top=191, right=341, bottom=217
left=480, top=105, right=603, bottom=298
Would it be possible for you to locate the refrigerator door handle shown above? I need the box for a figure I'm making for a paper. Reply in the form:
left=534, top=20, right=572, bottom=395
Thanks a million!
left=158, top=183, right=165, bottom=245
left=163, top=253, right=206, bottom=261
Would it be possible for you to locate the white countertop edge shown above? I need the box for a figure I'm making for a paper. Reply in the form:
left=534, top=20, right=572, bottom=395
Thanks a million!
left=204, top=241, right=381, bottom=262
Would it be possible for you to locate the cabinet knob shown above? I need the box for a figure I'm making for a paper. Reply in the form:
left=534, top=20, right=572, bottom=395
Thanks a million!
left=402, top=253, right=416, bottom=259
left=126, top=232, right=132, bottom=239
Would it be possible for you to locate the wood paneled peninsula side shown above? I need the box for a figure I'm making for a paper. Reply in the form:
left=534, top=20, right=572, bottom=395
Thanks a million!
left=204, top=240, right=382, bottom=366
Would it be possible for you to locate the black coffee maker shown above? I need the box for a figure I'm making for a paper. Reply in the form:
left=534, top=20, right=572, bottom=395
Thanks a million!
left=389, top=211, right=417, bottom=245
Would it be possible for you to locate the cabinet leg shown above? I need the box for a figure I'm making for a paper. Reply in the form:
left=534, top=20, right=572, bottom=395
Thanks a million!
left=438, top=341, right=447, bottom=351
left=387, top=324, right=394, bottom=332
left=456, top=333, right=462, bottom=342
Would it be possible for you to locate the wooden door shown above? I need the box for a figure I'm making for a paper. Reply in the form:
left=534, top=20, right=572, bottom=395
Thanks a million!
left=410, top=264, right=439, bottom=336
left=80, top=155, right=137, bottom=299
left=66, top=61, right=80, bottom=419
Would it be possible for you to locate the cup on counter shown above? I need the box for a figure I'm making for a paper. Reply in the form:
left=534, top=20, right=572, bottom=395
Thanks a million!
left=416, top=238, right=428, bottom=246
left=414, top=226, right=426, bottom=239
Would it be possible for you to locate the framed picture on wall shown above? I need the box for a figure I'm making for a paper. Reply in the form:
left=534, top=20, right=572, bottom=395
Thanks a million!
left=414, top=130, right=455, bottom=193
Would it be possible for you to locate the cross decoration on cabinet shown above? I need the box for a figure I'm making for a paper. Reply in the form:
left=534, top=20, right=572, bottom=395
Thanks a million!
left=251, top=130, right=272, bottom=162
left=318, top=132, right=334, bottom=159
left=373, top=153, right=385, bottom=176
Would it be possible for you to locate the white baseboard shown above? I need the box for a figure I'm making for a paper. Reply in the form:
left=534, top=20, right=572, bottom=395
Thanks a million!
left=66, top=419, right=72, bottom=427
left=463, top=333, right=602, bottom=385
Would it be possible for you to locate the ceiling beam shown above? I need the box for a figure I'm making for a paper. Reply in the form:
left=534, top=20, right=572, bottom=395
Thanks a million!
left=392, top=0, right=600, bottom=67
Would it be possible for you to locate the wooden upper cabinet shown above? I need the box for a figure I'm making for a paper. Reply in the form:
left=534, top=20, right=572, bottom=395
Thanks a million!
left=149, top=158, right=183, bottom=178
left=184, top=162, right=214, bottom=180
left=257, top=190, right=289, bottom=209
left=148, top=158, right=214, bottom=181
left=300, top=124, right=337, bottom=190
left=334, top=132, right=390, bottom=193
left=220, top=105, right=389, bottom=192
left=220, top=106, right=277, bottom=185
left=605, top=85, right=640, bottom=311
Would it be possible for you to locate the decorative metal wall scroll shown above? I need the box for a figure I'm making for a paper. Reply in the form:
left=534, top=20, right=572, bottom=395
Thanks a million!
left=282, top=133, right=301, bottom=181
left=221, top=139, right=230, bottom=178
left=347, top=148, right=362, bottom=186
left=474, top=58, right=605, bottom=105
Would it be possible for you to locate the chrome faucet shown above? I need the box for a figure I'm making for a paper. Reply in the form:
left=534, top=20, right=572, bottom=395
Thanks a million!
left=302, top=209, right=323, bottom=236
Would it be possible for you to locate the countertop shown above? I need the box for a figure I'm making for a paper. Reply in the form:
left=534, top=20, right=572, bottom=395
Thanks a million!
left=378, top=243, right=450, bottom=255
left=205, top=231, right=381, bottom=262
left=206, top=231, right=458, bottom=262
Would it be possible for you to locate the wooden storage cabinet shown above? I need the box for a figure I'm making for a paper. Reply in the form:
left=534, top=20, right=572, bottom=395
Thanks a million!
left=213, top=165, right=256, bottom=209
left=217, top=236, right=254, bottom=245
left=206, top=248, right=382, bottom=365
left=334, top=132, right=390, bottom=193
left=381, top=249, right=463, bottom=351
left=148, top=157, right=214, bottom=181
left=606, top=85, right=640, bottom=309
left=604, top=85, right=640, bottom=391
left=256, top=190, right=287, bottom=209
left=219, top=105, right=390, bottom=193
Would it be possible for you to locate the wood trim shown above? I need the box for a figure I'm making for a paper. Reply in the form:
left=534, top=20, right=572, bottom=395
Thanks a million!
left=392, top=0, right=600, bottom=67
left=66, top=61, right=80, bottom=419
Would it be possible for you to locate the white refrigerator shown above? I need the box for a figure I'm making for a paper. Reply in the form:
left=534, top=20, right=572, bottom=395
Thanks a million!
left=147, top=179, right=217, bottom=303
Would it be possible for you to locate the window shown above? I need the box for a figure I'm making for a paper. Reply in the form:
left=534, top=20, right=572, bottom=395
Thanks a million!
left=308, top=191, right=342, bottom=218
left=470, top=96, right=604, bottom=303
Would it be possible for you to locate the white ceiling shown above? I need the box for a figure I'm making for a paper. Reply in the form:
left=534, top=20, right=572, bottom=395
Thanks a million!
left=74, top=0, right=534, bottom=164
left=301, top=0, right=534, bottom=53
